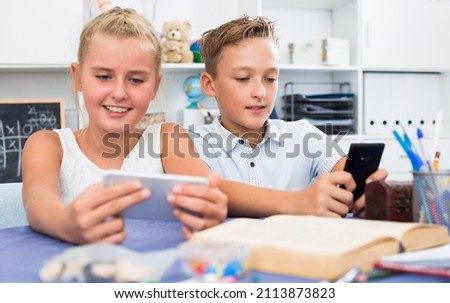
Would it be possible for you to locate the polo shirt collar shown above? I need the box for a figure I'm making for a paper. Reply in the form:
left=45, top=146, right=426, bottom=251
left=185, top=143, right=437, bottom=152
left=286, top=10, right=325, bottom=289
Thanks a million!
left=208, top=116, right=284, bottom=153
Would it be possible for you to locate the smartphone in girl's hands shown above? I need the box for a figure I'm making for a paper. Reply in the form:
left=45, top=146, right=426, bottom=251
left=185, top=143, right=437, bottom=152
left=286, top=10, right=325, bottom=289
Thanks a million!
left=103, top=170, right=209, bottom=220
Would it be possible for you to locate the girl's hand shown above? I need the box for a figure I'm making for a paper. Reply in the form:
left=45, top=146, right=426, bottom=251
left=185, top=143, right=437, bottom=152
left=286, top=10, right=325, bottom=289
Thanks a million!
left=65, top=180, right=150, bottom=244
left=167, top=172, right=228, bottom=238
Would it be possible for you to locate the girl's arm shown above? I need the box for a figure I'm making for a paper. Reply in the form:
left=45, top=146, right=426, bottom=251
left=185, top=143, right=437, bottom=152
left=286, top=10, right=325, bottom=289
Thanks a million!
left=160, top=123, right=227, bottom=237
left=22, top=130, right=149, bottom=244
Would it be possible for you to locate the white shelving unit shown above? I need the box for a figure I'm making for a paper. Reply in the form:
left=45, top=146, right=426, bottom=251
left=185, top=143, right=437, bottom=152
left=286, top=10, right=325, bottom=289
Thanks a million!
left=1, top=0, right=449, bottom=178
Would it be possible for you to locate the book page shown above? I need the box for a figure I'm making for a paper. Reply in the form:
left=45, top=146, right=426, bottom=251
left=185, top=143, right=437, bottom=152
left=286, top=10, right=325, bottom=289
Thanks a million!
left=193, top=216, right=398, bottom=255
left=193, top=215, right=448, bottom=254
left=266, top=215, right=449, bottom=251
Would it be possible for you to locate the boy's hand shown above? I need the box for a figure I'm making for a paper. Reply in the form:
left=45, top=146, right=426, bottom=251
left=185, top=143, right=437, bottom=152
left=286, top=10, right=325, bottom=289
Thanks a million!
left=167, top=172, right=228, bottom=238
left=289, top=171, right=356, bottom=217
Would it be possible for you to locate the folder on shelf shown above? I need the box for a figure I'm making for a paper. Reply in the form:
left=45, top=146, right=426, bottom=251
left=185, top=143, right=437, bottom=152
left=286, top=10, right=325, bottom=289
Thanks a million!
left=282, top=93, right=354, bottom=103
left=282, top=82, right=356, bottom=135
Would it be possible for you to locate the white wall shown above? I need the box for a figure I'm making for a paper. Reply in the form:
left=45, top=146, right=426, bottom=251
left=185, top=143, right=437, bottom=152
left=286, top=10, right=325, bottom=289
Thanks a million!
left=0, top=0, right=82, bottom=65
left=85, top=0, right=241, bottom=41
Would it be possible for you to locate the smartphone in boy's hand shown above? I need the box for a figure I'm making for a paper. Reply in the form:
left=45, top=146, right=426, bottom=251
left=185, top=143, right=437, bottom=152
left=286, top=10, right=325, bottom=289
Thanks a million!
left=343, top=143, right=385, bottom=201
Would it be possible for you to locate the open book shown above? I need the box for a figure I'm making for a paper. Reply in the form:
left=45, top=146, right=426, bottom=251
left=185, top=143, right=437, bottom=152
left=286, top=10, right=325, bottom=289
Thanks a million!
left=190, top=215, right=450, bottom=280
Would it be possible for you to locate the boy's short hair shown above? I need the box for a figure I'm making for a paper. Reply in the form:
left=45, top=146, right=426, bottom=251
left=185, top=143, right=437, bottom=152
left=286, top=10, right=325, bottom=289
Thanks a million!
left=200, top=16, right=278, bottom=77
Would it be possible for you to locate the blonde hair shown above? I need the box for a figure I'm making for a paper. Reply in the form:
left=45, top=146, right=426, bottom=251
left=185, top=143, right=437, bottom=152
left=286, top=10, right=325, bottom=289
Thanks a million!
left=200, top=16, right=279, bottom=77
left=78, top=7, right=162, bottom=68
left=73, top=7, right=162, bottom=121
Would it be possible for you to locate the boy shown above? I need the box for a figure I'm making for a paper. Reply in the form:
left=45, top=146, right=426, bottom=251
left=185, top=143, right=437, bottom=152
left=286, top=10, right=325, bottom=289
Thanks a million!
left=187, top=16, right=388, bottom=218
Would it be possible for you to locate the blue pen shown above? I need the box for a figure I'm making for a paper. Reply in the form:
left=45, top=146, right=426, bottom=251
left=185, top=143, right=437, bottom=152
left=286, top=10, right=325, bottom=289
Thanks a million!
left=400, top=122, right=423, bottom=163
left=393, top=130, right=433, bottom=223
left=393, top=130, right=424, bottom=171
left=416, top=128, right=432, bottom=171
left=399, top=122, right=412, bottom=149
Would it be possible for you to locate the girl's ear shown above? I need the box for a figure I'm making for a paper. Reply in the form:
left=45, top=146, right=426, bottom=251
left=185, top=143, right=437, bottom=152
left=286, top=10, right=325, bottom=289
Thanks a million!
left=200, top=71, right=216, bottom=97
left=154, top=73, right=162, bottom=95
left=148, top=72, right=162, bottom=104
left=70, top=63, right=82, bottom=91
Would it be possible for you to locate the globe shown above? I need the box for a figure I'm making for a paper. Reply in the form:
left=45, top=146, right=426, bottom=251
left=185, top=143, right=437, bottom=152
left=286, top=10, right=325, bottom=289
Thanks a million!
left=182, top=74, right=205, bottom=109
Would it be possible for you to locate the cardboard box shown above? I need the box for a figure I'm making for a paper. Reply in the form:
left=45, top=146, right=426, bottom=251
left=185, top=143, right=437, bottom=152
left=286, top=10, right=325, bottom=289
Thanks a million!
left=322, top=38, right=350, bottom=66
left=290, top=40, right=322, bottom=65
left=290, top=38, right=350, bottom=66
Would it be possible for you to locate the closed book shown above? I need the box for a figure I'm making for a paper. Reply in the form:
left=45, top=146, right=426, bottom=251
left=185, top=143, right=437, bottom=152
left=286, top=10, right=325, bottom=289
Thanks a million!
left=190, top=215, right=450, bottom=281
left=374, top=243, right=450, bottom=278
left=374, top=261, right=450, bottom=279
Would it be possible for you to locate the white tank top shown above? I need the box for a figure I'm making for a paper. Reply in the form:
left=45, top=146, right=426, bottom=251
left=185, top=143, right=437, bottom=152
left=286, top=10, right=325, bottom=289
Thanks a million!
left=54, top=123, right=164, bottom=204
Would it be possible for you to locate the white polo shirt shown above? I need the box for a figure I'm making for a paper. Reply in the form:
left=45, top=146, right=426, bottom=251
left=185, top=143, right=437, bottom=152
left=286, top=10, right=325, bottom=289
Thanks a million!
left=186, top=118, right=344, bottom=191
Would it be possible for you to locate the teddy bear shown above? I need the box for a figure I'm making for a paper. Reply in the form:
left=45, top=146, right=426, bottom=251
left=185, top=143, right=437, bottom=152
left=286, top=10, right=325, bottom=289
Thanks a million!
left=161, top=20, right=194, bottom=63
left=162, top=40, right=185, bottom=63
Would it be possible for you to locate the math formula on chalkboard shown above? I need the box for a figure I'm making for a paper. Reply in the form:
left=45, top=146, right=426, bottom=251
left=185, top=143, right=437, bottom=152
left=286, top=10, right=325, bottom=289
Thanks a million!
left=0, top=99, right=65, bottom=183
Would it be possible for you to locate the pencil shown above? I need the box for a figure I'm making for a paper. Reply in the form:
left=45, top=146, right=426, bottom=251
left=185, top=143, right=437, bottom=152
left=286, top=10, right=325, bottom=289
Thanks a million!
left=430, top=111, right=442, bottom=166
left=433, top=151, right=440, bottom=171
left=366, top=269, right=398, bottom=281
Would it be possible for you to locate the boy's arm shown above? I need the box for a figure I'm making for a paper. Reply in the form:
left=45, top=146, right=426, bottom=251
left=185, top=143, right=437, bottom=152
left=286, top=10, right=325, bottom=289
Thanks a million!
left=219, top=157, right=355, bottom=218
left=220, top=167, right=356, bottom=218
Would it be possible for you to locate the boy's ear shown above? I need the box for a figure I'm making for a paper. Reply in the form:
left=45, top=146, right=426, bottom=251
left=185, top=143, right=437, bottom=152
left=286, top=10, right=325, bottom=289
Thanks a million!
left=200, top=72, right=216, bottom=97
left=70, top=63, right=82, bottom=91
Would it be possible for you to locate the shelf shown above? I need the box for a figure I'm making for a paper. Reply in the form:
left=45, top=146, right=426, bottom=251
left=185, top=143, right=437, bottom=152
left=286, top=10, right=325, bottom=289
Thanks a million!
left=280, top=64, right=359, bottom=72
left=162, top=63, right=358, bottom=73
left=0, top=64, right=70, bottom=72
left=362, top=67, right=450, bottom=74
left=162, top=63, right=205, bottom=73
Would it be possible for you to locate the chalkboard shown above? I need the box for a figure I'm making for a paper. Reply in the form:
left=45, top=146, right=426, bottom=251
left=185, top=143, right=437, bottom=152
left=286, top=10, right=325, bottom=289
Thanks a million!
left=0, top=99, right=65, bottom=183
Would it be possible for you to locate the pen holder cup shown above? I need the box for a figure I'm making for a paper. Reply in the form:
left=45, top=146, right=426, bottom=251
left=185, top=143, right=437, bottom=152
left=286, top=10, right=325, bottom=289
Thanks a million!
left=412, top=170, right=450, bottom=230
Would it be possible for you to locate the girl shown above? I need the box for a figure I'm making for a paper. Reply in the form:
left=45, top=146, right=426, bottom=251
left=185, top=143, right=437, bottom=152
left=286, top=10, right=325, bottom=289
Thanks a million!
left=22, top=7, right=227, bottom=244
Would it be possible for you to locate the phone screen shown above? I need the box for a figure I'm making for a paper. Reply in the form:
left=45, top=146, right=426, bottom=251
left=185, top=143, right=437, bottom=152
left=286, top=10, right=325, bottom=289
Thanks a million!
left=344, top=143, right=385, bottom=201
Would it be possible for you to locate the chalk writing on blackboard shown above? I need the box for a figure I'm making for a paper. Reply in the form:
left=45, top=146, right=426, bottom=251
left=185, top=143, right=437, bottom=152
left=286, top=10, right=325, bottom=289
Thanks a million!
left=0, top=99, right=65, bottom=183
